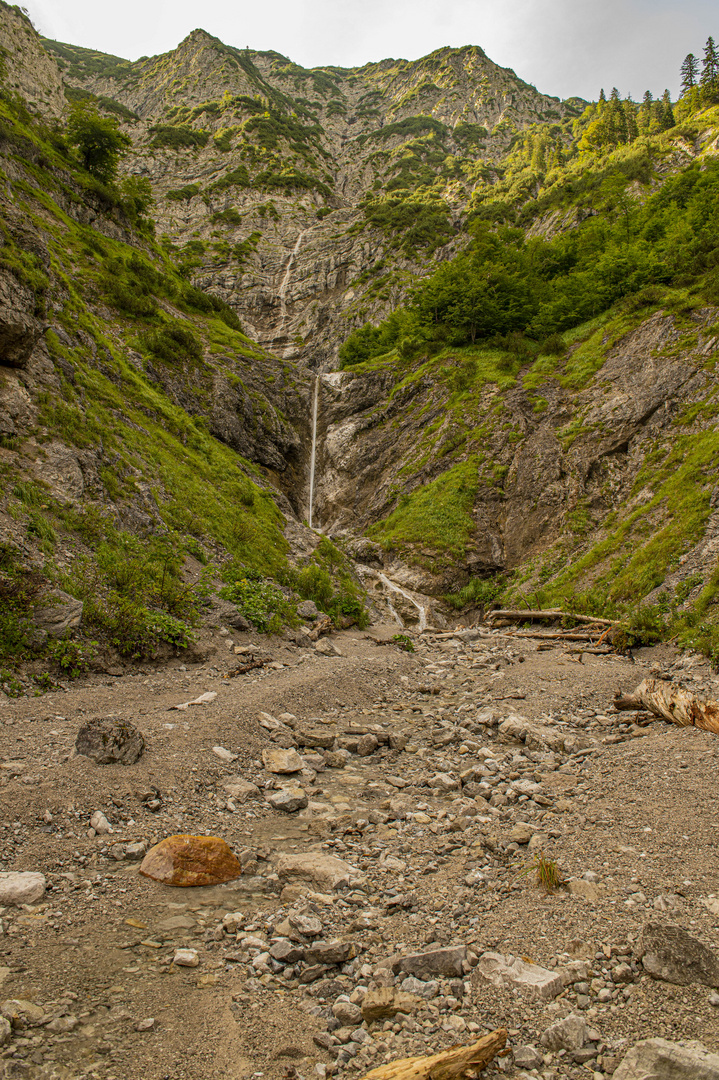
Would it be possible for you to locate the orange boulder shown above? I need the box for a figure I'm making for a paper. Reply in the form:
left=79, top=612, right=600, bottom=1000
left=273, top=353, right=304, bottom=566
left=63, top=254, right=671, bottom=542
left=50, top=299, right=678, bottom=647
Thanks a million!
left=139, top=834, right=242, bottom=887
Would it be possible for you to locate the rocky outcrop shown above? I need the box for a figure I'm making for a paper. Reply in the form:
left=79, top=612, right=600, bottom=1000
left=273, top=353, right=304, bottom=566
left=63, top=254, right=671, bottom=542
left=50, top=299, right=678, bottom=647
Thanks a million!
left=0, top=5, right=65, bottom=119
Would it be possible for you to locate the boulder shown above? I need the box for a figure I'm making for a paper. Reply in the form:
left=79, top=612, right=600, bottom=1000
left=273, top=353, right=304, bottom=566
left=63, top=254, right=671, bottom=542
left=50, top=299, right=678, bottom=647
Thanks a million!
left=395, top=946, right=468, bottom=979
left=357, top=733, right=379, bottom=756
left=262, top=747, right=304, bottom=774
left=75, top=718, right=144, bottom=765
left=274, top=852, right=363, bottom=891
left=297, top=600, right=319, bottom=620
left=0, top=999, right=46, bottom=1029
left=513, top=1045, right=543, bottom=1070
left=0, top=1017, right=10, bottom=1046
left=613, top=1038, right=719, bottom=1080
left=332, top=1000, right=362, bottom=1026
left=139, top=835, right=242, bottom=887
left=33, top=589, right=83, bottom=638
left=306, top=940, right=356, bottom=965
left=475, top=951, right=564, bottom=1001
left=636, top=922, right=719, bottom=986
left=0, top=871, right=45, bottom=906
left=315, top=637, right=342, bottom=656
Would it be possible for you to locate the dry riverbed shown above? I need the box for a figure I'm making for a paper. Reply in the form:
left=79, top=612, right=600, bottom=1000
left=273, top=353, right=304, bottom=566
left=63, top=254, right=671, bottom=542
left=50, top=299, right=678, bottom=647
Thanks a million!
left=1, top=622, right=719, bottom=1080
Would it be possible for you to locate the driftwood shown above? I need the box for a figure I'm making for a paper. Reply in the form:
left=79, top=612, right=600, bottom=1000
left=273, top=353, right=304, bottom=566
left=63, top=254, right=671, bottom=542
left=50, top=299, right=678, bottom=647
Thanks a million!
left=358, top=1029, right=507, bottom=1080
left=614, top=678, right=719, bottom=735
left=224, top=659, right=265, bottom=677
left=485, top=609, right=614, bottom=627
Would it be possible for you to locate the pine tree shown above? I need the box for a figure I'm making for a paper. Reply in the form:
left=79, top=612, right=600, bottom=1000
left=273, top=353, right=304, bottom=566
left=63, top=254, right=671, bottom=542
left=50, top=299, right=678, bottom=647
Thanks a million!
left=623, top=98, right=639, bottom=142
left=680, top=53, right=699, bottom=94
left=702, top=36, right=719, bottom=101
left=660, top=89, right=675, bottom=130
left=638, top=90, right=654, bottom=133
left=598, top=88, right=607, bottom=107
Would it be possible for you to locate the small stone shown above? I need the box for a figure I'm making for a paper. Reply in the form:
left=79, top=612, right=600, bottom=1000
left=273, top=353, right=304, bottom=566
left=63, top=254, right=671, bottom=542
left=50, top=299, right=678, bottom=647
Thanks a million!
left=90, top=810, right=112, bottom=834
left=139, top=835, right=242, bottom=887
left=357, top=734, right=379, bottom=757
left=75, top=717, right=144, bottom=765
left=288, top=913, right=323, bottom=937
left=513, top=1045, right=543, bottom=1070
left=399, top=976, right=438, bottom=999
left=569, top=879, right=607, bottom=901
left=173, top=949, right=199, bottom=968
left=315, top=638, right=342, bottom=656
left=0, top=872, right=45, bottom=906
left=332, top=1001, right=362, bottom=1026
left=135, top=1017, right=156, bottom=1031
left=275, top=852, right=363, bottom=891
left=222, top=776, right=260, bottom=801
left=266, top=787, right=308, bottom=813
left=541, top=1013, right=588, bottom=1052
left=124, top=842, right=147, bottom=861
left=212, top=746, right=238, bottom=763
left=262, top=747, right=304, bottom=774
left=509, top=823, right=534, bottom=845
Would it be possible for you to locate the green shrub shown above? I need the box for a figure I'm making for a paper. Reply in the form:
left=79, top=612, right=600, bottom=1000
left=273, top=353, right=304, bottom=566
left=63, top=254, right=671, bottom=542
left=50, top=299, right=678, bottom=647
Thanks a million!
left=445, top=575, right=507, bottom=611
left=220, top=573, right=294, bottom=633
left=140, top=320, right=203, bottom=365
left=166, top=184, right=202, bottom=202
left=50, top=635, right=98, bottom=678
left=149, top=125, right=209, bottom=150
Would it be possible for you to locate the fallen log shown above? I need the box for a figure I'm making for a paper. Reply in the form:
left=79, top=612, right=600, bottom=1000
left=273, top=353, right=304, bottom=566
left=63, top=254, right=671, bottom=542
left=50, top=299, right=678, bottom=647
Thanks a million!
left=485, top=609, right=614, bottom=627
left=614, top=678, right=719, bottom=735
left=224, top=659, right=265, bottom=677
left=358, top=1029, right=507, bottom=1080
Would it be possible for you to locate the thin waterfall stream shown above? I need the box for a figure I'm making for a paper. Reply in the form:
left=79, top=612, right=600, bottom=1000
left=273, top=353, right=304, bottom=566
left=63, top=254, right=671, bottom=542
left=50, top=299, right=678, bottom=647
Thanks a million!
left=308, top=374, right=320, bottom=529
left=278, top=229, right=305, bottom=330
left=377, top=571, right=428, bottom=631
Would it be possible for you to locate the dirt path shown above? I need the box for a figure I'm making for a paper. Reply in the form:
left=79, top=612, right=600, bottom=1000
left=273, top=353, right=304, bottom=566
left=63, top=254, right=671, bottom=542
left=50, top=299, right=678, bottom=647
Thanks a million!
left=2, top=624, right=719, bottom=1080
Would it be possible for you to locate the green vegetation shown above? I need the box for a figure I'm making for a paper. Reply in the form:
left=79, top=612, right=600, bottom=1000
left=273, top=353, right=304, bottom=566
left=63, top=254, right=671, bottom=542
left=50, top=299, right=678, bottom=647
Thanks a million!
left=67, top=102, right=131, bottom=183
left=149, top=124, right=209, bottom=150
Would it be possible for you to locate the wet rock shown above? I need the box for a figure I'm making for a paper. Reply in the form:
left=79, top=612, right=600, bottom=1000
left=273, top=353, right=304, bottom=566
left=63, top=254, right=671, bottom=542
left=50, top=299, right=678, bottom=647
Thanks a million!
left=613, top=1037, right=719, bottom=1079
left=540, top=1013, right=588, bottom=1052
left=395, top=946, right=468, bottom=979
left=75, top=717, right=145, bottom=765
left=262, top=747, right=304, bottom=774
left=32, top=589, right=83, bottom=637
left=475, top=951, right=565, bottom=1001
left=274, top=852, right=363, bottom=891
left=266, top=787, right=308, bottom=813
left=636, top=922, right=719, bottom=987
left=139, top=834, right=242, bottom=887
left=0, top=871, right=45, bottom=906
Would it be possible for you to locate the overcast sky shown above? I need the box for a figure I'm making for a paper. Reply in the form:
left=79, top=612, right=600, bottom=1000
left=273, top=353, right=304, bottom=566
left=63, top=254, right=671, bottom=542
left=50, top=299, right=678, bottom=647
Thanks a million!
left=27, top=0, right=714, bottom=101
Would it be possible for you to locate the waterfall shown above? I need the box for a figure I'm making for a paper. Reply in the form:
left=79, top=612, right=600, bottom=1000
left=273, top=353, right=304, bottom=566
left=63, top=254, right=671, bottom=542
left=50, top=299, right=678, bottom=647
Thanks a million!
left=308, top=374, right=320, bottom=529
left=377, top=572, right=428, bottom=632
left=278, top=230, right=305, bottom=327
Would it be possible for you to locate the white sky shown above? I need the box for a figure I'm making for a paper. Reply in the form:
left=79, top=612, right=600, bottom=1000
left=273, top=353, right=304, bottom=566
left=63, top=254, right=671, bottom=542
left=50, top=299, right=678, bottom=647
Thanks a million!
left=27, top=0, right=715, bottom=100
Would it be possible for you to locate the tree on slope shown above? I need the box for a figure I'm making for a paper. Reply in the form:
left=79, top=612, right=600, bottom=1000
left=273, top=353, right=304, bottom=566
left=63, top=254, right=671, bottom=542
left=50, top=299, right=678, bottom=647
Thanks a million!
left=67, top=102, right=131, bottom=185
left=680, top=53, right=699, bottom=94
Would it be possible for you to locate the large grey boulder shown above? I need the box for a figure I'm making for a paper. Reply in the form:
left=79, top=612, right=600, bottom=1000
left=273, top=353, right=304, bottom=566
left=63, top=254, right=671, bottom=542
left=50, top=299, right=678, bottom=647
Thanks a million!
left=0, top=871, right=46, bottom=906
left=636, top=922, right=719, bottom=986
left=613, top=1038, right=719, bottom=1079
left=75, top=718, right=145, bottom=765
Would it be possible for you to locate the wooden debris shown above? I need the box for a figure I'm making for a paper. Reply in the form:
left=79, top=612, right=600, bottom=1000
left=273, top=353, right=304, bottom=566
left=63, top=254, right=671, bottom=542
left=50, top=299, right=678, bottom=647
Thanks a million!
left=224, top=659, right=265, bottom=677
left=614, top=678, right=719, bottom=735
left=357, top=1028, right=507, bottom=1080
left=485, top=609, right=614, bottom=627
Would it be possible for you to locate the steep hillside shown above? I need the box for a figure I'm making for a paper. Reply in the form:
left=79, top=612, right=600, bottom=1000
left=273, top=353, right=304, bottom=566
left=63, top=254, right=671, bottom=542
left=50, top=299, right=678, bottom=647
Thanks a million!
left=44, top=32, right=583, bottom=368
left=3, top=3, right=719, bottom=681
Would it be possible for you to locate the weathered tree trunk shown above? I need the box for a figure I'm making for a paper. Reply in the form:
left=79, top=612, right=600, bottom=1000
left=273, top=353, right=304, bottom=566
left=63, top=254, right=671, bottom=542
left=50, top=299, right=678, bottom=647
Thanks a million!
left=485, top=609, right=614, bottom=627
left=358, top=1029, right=507, bottom=1080
left=614, top=678, right=719, bottom=735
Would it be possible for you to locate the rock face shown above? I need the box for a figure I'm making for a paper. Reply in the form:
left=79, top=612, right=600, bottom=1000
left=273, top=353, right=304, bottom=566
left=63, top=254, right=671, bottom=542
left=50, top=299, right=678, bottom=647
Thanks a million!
left=636, top=923, right=719, bottom=987
left=0, top=8, right=65, bottom=119
left=0, top=872, right=46, bottom=906
left=0, top=271, right=43, bottom=369
left=32, top=589, right=83, bottom=638
left=613, top=1038, right=719, bottom=1080
left=139, top=835, right=243, bottom=887
left=75, top=718, right=145, bottom=765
